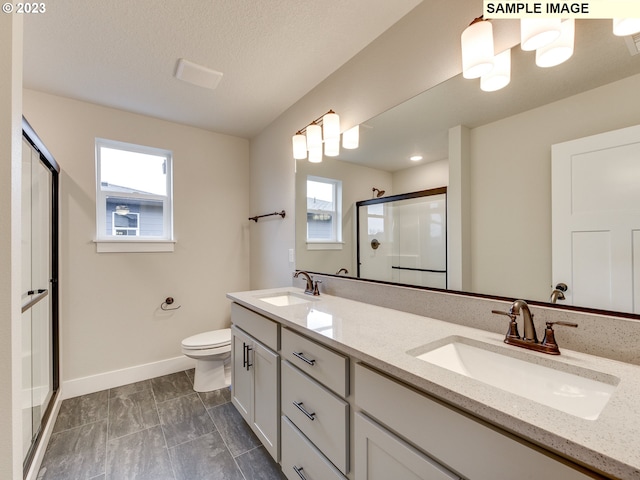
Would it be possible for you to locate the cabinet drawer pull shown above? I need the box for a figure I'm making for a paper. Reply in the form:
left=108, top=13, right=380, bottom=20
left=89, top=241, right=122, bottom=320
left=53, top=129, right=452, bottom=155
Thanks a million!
left=293, top=351, right=316, bottom=365
left=242, top=342, right=248, bottom=368
left=246, top=346, right=253, bottom=371
left=293, top=465, right=307, bottom=480
left=293, top=401, right=316, bottom=420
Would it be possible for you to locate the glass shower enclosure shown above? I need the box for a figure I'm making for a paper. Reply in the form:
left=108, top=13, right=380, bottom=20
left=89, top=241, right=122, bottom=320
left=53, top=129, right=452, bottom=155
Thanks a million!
left=357, top=187, right=447, bottom=289
left=21, top=118, right=59, bottom=476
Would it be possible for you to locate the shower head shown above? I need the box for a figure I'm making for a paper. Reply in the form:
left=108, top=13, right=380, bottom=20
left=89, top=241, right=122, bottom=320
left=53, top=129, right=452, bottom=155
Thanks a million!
left=372, top=187, right=385, bottom=198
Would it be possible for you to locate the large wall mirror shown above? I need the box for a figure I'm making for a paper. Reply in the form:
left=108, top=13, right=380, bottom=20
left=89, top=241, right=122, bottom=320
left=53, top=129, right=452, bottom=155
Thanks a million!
left=295, top=19, right=640, bottom=315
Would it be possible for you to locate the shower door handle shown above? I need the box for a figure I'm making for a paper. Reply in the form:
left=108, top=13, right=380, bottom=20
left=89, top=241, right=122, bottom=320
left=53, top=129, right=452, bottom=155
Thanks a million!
left=21, top=288, right=49, bottom=313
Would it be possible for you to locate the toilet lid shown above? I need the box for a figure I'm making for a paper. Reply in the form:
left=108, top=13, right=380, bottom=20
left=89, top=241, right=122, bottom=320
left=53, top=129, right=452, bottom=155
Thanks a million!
left=182, top=328, right=231, bottom=349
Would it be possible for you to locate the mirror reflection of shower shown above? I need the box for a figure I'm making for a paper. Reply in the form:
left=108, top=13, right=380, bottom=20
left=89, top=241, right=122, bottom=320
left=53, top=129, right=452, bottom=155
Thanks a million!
left=372, top=187, right=385, bottom=198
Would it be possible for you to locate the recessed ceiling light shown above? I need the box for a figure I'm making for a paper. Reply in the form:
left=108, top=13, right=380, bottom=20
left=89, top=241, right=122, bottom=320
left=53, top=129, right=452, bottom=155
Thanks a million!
left=410, top=155, right=423, bottom=161
left=174, top=58, right=223, bottom=90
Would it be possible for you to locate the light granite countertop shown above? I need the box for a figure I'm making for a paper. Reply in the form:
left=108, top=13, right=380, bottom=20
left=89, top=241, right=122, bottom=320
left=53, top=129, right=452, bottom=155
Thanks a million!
left=227, top=287, right=640, bottom=480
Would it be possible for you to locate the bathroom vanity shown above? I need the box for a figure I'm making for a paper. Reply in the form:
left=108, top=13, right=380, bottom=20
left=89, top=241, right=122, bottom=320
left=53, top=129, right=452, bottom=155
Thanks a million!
left=228, top=287, right=640, bottom=480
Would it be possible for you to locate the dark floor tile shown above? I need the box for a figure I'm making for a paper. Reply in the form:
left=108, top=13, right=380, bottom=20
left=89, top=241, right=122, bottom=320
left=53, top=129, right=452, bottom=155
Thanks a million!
left=38, top=419, right=107, bottom=480
left=151, top=371, right=194, bottom=403
left=185, top=368, right=195, bottom=384
left=236, top=446, right=286, bottom=480
left=106, top=425, right=174, bottom=480
left=53, top=390, right=109, bottom=433
left=108, top=389, right=159, bottom=439
left=208, top=402, right=260, bottom=457
left=110, top=379, right=152, bottom=398
left=158, top=393, right=215, bottom=447
left=169, top=431, right=244, bottom=480
left=198, top=385, right=231, bottom=409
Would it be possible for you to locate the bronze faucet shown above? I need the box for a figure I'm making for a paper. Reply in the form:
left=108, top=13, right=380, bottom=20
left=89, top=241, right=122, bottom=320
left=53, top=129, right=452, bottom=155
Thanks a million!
left=293, top=270, right=321, bottom=296
left=492, top=299, right=577, bottom=355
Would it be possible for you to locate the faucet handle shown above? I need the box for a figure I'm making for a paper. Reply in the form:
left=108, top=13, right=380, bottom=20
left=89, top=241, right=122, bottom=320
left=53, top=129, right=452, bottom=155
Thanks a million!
left=312, top=280, right=322, bottom=296
left=540, top=321, right=578, bottom=355
left=492, top=310, right=520, bottom=340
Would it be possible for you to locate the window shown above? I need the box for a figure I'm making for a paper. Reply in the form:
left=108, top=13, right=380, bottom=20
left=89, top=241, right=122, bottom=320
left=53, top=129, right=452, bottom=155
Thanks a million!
left=306, top=176, right=342, bottom=248
left=95, top=138, right=174, bottom=252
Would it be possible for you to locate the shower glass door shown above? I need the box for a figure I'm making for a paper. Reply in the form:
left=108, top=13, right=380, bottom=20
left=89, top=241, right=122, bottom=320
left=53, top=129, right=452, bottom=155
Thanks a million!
left=21, top=119, right=59, bottom=474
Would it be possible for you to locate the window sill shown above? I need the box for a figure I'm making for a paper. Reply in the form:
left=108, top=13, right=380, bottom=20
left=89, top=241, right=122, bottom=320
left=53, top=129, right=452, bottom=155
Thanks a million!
left=94, top=239, right=176, bottom=253
left=306, top=242, right=344, bottom=251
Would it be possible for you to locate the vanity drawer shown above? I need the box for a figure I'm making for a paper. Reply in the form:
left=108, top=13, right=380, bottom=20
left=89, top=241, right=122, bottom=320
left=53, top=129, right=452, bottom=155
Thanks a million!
left=355, top=363, right=594, bottom=480
left=281, top=327, right=348, bottom=396
left=282, top=361, right=349, bottom=474
left=231, top=302, right=279, bottom=351
left=281, top=415, right=346, bottom=480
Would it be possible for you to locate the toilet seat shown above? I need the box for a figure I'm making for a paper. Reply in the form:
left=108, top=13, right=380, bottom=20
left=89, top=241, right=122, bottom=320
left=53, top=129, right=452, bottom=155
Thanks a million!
left=182, top=328, right=231, bottom=351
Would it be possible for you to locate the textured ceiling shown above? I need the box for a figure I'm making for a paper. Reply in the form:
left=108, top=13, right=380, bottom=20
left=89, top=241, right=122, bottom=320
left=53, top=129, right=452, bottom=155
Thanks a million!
left=23, top=0, right=422, bottom=138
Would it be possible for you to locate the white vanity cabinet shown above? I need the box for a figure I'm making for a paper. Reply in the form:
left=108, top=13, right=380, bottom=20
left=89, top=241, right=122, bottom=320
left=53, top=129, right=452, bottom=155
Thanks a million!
left=355, top=363, right=596, bottom=480
left=230, top=304, right=280, bottom=461
left=280, top=327, right=350, bottom=479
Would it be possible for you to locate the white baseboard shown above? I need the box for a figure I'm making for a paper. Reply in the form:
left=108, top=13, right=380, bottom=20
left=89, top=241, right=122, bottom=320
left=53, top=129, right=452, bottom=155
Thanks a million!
left=61, top=355, right=196, bottom=399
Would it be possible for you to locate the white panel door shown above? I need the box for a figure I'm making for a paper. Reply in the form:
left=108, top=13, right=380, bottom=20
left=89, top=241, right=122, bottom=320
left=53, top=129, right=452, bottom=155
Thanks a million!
left=552, top=124, right=640, bottom=313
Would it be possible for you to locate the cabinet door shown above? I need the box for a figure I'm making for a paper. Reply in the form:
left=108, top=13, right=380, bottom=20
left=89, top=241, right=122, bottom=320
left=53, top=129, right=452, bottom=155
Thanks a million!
left=355, top=413, right=460, bottom=480
left=252, top=340, right=280, bottom=461
left=231, top=326, right=252, bottom=421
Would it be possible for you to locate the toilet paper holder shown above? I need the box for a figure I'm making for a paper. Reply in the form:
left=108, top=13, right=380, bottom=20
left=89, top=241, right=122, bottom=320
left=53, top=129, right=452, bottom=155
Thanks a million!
left=161, top=297, right=181, bottom=311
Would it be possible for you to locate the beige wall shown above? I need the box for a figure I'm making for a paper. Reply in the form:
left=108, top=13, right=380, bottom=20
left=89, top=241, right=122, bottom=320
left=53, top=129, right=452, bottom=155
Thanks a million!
left=23, top=90, right=250, bottom=382
left=392, top=159, right=449, bottom=194
left=469, top=73, right=640, bottom=301
left=1, top=13, right=23, bottom=480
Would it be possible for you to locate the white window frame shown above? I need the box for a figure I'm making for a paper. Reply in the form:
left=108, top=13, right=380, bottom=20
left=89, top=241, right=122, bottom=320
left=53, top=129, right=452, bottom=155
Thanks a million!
left=306, top=175, right=343, bottom=250
left=95, top=138, right=175, bottom=253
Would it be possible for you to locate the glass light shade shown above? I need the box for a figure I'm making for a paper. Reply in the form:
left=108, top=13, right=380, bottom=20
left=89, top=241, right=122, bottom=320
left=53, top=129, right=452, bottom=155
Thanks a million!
left=521, top=19, right=561, bottom=51
left=461, top=20, right=494, bottom=79
left=292, top=133, right=307, bottom=159
left=481, top=49, right=511, bottom=92
left=322, top=112, right=340, bottom=141
left=308, top=145, right=323, bottom=163
left=536, top=19, right=574, bottom=68
left=613, top=18, right=640, bottom=36
left=306, top=124, right=322, bottom=150
left=324, top=138, right=340, bottom=157
left=342, top=125, right=359, bottom=149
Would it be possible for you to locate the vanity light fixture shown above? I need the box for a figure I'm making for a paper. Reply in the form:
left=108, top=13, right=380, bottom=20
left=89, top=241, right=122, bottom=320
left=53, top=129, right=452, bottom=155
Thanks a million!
left=461, top=17, right=495, bottom=79
left=292, top=110, right=357, bottom=161
left=520, top=19, right=562, bottom=51
left=461, top=17, right=580, bottom=92
left=410, top=155, right=423, bottom=161
left=536, top=19, right=575, bottom=68
left=342, top=125, right=360, bottom=149
left=481, top=48, right=511, bottom=92
left=613, top=18, right=640, bottom=36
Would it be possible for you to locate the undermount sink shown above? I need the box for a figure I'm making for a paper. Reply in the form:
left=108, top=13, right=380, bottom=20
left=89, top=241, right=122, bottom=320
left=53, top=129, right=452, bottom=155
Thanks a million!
left=257, top=292, right=313, bottom=307
left=409, top=337, right=618, bottom=420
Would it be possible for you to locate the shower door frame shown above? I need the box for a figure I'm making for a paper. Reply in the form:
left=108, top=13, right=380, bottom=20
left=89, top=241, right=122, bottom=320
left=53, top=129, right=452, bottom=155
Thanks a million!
left=22, top=117, right=60, bottom=477
left=356, top=186, right=448, bottom=286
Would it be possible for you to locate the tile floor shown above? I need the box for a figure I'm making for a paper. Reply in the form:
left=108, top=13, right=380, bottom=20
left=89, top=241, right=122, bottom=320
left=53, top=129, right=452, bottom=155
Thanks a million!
left=37, top=369, right=286, bottom=480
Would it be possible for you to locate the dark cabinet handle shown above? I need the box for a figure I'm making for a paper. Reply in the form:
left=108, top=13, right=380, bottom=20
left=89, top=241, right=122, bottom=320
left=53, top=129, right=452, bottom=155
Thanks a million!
left=246, top=346, right=253, bottom=371
left=293, top=465, right=307, bottom=480
left=293, top=401, right=316, bottom=421
left=242, top=342, right=247, bottom=368
left=293, top=351, right=316, bottom=366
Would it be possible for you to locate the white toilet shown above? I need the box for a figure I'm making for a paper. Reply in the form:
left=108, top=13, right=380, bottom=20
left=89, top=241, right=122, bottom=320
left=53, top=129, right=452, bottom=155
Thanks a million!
left=181, top=328, right=232, bottom=392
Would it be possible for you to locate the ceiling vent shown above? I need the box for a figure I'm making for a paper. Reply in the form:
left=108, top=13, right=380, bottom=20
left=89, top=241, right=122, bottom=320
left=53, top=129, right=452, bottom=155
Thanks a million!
left=174, top=58, right=223, bottom=90
left=624, top=33, right=640, bottom=56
